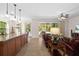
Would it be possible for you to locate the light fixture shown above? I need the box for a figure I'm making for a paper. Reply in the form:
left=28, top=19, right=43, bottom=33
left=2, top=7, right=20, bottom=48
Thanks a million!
left=13, top=3, right=17, bottom=19
left=6, top=3, right=8, bottom=15
left=18, top=9, right=22, bottom=23
left=58, top=13, right=69, bottom=21
left=19, top=9, right=21, bottom=21
left=5, top=3, right=9, bottom=17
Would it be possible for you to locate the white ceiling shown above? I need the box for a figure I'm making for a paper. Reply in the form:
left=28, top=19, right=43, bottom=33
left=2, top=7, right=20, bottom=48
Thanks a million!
left=0, top=3, right=79, bottom=19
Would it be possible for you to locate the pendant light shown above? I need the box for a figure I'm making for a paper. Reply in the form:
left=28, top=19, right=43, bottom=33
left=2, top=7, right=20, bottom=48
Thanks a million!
left=18, top=9, right=21, bottom=23
left=13, top=3, right=16, bottom=19
left=5, top=3, right=9, bottom=17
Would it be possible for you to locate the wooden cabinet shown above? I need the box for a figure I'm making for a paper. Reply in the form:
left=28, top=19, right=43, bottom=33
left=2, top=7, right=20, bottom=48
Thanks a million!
left=0, top=33, right=28, bottom=56
left=7, top=39, right=16, bottom=56
left=15, top=37, right=21, bottom=53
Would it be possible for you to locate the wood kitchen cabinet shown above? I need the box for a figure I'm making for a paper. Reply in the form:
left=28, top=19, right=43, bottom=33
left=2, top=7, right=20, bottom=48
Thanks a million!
left=0, top=33, right=28, bottom=56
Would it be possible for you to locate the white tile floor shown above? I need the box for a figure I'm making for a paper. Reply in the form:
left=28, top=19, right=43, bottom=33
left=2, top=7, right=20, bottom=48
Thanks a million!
left=16, top=37, right=50, bottom=56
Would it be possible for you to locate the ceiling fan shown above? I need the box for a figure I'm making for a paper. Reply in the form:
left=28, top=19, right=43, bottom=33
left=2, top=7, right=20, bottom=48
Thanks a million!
left=58, top=13, right=69, bottom=21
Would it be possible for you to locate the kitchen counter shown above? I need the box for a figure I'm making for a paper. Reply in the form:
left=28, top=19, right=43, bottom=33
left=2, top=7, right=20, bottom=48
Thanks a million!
left=0, top=33, right=28, bottom=56
left=0, top=33, right=27, bottom=41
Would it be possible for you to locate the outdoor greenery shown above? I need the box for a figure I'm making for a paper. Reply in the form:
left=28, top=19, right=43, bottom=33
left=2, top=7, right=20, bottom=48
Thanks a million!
left=39, top=23, right=59, bottom=32
left=25, top=24, right=31, bottom=32
left=0, top=21, right=6, bottom=34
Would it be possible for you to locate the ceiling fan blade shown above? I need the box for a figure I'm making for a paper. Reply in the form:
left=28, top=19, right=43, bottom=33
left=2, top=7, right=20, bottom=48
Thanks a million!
left=65, top=14, right=69, bottom=18
left=60, top=13, right=64, bottom=17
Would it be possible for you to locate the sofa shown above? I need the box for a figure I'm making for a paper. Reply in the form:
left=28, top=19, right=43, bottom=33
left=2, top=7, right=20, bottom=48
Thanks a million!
left=42, top=33, right=64, bottom=56
left=62, top=37, right=79, bottom=56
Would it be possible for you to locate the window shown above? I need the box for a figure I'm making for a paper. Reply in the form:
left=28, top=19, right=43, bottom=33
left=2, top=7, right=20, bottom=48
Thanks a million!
left=39, top=23, right=59, bottom=32
left=0, top=21, right=6, bottom=35
left=75, top=25, right=79, bottom=33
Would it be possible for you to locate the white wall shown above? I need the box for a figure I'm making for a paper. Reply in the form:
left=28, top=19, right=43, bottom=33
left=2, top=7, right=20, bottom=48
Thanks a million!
left=32, top=16, right=79, bottom=38
left=30, top=17, right=60, bottom=38
left=64, top=19, right=70, bottom=37
left=66, top=16, right=79, bottom=37
left=31, top=19, right=39, bottom=38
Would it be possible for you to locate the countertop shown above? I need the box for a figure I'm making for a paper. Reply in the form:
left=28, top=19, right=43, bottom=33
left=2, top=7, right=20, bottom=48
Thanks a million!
left=0, top=33, right=26, bottom=41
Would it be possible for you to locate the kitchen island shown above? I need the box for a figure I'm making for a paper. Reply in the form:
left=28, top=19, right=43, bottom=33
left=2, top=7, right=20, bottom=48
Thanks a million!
left=0, top=33, right=28, bottom=56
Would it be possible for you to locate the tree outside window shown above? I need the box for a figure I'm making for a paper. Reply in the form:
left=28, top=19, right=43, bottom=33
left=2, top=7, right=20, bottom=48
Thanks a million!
left=39, top=23, right=58, bottom=32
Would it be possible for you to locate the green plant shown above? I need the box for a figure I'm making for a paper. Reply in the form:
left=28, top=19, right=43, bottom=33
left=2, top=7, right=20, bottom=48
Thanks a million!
left=0, top=21, right=6, bottom=35
left=25, top=24, right=31, bottom=32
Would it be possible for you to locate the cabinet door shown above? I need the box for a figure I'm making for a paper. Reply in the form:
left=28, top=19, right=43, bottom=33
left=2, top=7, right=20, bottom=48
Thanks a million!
left=0, top=42, right=4, bottom=56
left=15, top=37, right=21, bottom=53
left=7, top=39, right=16, bottom=56
left=3, top=42, right=8, bottom=56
